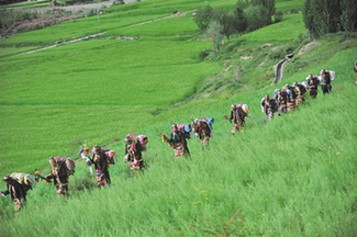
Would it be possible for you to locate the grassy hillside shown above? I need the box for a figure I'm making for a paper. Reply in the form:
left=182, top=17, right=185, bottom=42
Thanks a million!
left=0, top=0, right=356, bottom=236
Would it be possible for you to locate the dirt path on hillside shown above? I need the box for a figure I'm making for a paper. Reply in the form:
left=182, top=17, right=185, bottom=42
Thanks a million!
left=16, top=32, right=106, bottom=56
left=273, top=53, right=294, bottom=84
left=9, top=9, right=191, bottom=57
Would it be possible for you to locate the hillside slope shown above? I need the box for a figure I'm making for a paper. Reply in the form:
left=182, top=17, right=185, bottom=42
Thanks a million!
left=0, top=0, right=356, bottom=236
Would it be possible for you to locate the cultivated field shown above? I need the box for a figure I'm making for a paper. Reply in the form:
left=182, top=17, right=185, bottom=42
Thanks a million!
left=0, top=0, right=356, bottom=236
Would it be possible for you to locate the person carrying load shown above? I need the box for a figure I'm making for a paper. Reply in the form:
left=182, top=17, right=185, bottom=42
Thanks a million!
left=0, top=173, right=35, bottom=211
left=161, top=124, right=191, bottom=157
left=124, top=134, right=148, bottom=172
left=225, top=104, right=249, bottom=134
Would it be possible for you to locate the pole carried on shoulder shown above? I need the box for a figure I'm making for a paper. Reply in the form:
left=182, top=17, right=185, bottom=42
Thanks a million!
left=34, top=169, right=50, bottom=183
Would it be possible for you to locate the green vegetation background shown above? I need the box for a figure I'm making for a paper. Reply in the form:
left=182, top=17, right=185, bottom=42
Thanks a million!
left=0, top=0, right=356, bottom=236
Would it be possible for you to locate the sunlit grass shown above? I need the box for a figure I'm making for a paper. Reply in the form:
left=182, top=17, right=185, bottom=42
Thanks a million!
left=2, top=80, right=356, bottom=236
left=241, top=13, right=307, bottom=42
left=276, top=0, right=304, bottom=11
left=0, top=0, right=356, bottom=236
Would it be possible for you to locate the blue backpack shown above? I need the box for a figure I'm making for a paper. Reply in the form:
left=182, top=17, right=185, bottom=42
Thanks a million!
left=183, top=124, right=192, bottom=133
left=206, top=117, right=214, bottom=126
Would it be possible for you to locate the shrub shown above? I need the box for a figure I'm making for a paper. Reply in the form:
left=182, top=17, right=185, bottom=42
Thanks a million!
left=193, top=5, right=214, bottom=31
left=303, top=0, right=357, bottom=38
left=274, top=11, right=283, bottom=23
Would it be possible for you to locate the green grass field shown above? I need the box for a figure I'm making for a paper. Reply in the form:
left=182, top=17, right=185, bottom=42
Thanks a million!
left=0, top=0, right=356, bottom=236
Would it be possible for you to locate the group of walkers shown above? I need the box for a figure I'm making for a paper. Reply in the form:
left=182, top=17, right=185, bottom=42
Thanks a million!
left=0, top=145, right=117, bottom=211
left=260, top=69, right=335, bottom=120
left=0, top=67, right=338, bottom=212
left=161, top=117, right=214, bottom=157
left=0, top=123, right=213, bottom=211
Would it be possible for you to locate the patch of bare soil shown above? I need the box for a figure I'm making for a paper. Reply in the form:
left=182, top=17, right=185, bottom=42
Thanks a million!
left=297, top=40, right=321, bottom=56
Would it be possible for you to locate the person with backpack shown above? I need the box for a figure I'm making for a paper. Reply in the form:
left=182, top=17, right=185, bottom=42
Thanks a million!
left=292, top=81, right=307, bottom=103
left=124, top=134, right=148, bottom=172
left=0, top=173, right=35, bottom=211
left=225, top=104, right=249, bottom=134
left=306, top=74, right=320, bottom=98
left=79, top=146, right=93, bottom=176
left=260, top=95, right=269, bottom=114
left=44, top=156, right=75, bottom=196
left=286, top=84, right=301, bottom=111
left=277, top=85, right=292, bottom=114
left=104, top=150, right=116, bottom=166
left=124, top=134, right=136, bottom=162
left=161, top=124, right=191, bottom=157
left=10, top=172, right=35, bottom=193
left=260, top=95, right=278, bottom=120
left=320, top=69, right=335, bottom=94
left=91, top=145, right=111, bottom=187
left=192, top=118, right=214, bottom=145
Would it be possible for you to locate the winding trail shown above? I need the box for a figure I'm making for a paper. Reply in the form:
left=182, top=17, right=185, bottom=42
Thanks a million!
left=10, top=8, right=192, bottom=57
left=273, top=53, right=294, bottom=84
left=16, top=32, right=106, bottom=56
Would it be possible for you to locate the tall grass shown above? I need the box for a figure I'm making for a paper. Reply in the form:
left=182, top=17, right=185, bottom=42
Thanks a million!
left=1, top=77, right=356, bottom=236
left=0, top=36, right=221, bottom=174
left=240, top=13, right=307, bottom=43
left=0, top=0, right=356, bottom=236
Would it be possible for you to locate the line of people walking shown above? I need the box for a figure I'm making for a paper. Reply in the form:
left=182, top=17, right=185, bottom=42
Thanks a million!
left=260, top=69, right=335, bottom=120
left=0, top=68, right=336, bottom=212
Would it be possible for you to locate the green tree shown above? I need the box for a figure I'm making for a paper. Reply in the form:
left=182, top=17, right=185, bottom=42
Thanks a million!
left=236, top=0, right=275, bottom=32
left=194, top=5, right=214, bottom=31
left=234, top=5, right=247, bottom=34
left=206, top=20, right=224, bottom=52
left=213, top=9, right=236, bottom=40
left=303, top=0, right=357, bottom=38
left=303, top=0, right=320, bottom=38
left=194, top=0, right=277, bottom=42
left=339, top=0, right=357, bottom=32
left=251, top=0, right=275, bottom=25
left=324, top=0, right=341, bottom=33
left=244, top=5, right=266, bottom=31
left=274, top=11, right=283, bottom=23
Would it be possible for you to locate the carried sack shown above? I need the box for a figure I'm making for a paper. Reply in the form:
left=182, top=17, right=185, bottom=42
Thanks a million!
left=105, top=150, right=116, bottom=165
left=280, top=90, right=290, bottom=101
left=125, top=133, right=137, bottom=143
left=231, top=104, right=242, bottom=111
left=176, top=124, right=192, bottom=133
left=65, top=158, right=76, bottom=175
left=10, top=172, right=36, bottom=188
left=269, top=99, right=278, bottom=109
left=176, top=124, right=192, bottom=139
left=136, top=135, right=149, bottom=150
left=125, top=134, right=149, bottom=151
left=50, top=156, right=76, bottom=176
left=205, top=117, right=214, bottom=126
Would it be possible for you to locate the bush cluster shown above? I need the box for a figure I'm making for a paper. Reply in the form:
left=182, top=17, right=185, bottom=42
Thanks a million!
left=194, top=0, right=281, bottom=51
left=0, top=10, right=38, bottom=30
left=303, top=0, right=357, bottom=39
